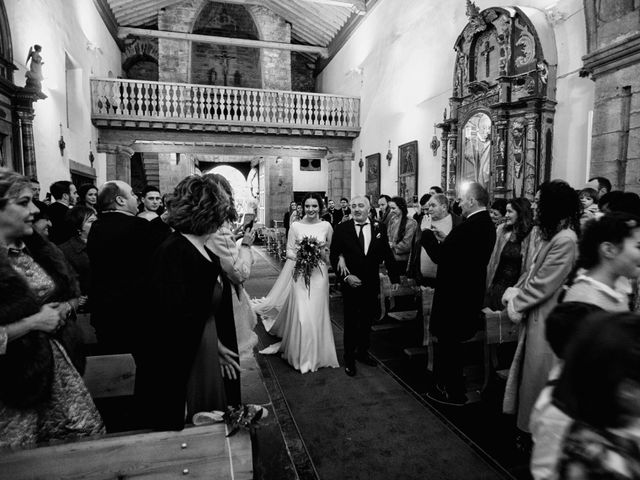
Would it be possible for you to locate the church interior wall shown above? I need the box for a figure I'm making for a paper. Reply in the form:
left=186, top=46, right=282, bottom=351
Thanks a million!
left=316, top=0, right=595, bottom=198
left=5, top=0, right=121, bottom=190
left=292, top=157, right=328, bottom=193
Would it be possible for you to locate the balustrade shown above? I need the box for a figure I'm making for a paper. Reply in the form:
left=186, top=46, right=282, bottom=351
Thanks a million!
left=91, top=78, right=360, bottom=131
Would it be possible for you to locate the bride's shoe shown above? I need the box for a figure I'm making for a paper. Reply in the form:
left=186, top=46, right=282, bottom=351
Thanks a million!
left=259, top=342, right=282, bottom=355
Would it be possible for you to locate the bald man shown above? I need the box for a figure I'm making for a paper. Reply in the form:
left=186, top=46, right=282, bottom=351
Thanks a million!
left=330, top=195, right=400, bottom=376
left=87, top=181, right=169, bottom=354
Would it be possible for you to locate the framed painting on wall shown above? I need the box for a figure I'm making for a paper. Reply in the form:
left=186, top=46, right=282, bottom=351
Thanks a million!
left=398, top=140, right=418, bottom=204
left=365, top=153, right=381, bottom=206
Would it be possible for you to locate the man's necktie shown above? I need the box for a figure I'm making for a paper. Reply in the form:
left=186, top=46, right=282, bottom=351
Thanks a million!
left=357, top=223, right=366, bottom=251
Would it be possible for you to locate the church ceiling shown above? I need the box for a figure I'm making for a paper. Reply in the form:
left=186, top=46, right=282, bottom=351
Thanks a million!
left=103, top=0, right=361, bottom=49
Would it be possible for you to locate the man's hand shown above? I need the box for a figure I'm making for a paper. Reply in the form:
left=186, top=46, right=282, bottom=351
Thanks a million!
left=431, top=226, right=446, bottom=242
left=391, top=283, right=400, bottom=292
left=345, top=274, right=362, bottom=288
left=337, top=255, right=350, bottom=276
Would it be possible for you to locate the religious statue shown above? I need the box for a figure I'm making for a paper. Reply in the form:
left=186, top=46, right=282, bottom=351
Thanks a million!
left=461, top=112, right=492, bottom=187
left=511, top=118, right=525, bottom=178
left=25, top=44, right=44, bottom=91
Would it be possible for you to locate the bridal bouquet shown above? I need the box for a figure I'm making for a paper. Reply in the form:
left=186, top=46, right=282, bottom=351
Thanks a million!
left=293, top=235, right=325, bottom=294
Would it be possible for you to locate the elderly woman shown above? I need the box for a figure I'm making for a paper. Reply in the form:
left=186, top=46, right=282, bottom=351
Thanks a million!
left=387, top=196, right=418, bottom=273
left=503, top=180, right=580, bottom=436
left=135, top=175, right=241, bottom=431
left=0, top=169, right=103, bottom=448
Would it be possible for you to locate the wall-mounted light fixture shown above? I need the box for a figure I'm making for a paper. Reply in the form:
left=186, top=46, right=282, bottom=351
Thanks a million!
left=386, top=140, right=392, bottom=166
left=58, top=123, right=65, bottom=156
left=88, top=140, right=95, bottom=167
left=358, top=150, right=364, bottom=172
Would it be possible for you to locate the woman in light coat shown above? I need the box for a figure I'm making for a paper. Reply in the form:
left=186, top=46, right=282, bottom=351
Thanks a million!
left=503, top=181, right=581, bottom=434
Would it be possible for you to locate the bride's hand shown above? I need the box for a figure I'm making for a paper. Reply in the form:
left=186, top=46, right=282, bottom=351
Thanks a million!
left=218, top=340, right=241, bottom=380
left=337, top=255, right=350, bottom=276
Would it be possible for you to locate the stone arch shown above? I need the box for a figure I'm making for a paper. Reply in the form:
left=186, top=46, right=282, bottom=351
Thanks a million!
left=190, top=1, right=261, bottom=88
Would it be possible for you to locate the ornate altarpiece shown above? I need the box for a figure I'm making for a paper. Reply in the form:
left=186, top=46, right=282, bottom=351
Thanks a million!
left=437, top=3, right=557, bottom=199
left=365, top=153, right=381, bottom=205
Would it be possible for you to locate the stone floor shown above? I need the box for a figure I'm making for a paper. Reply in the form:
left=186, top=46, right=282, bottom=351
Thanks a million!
left=244, top=246, right=533, bottom=480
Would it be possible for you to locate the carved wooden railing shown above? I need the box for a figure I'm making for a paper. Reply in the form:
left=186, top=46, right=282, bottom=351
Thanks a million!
left=90, top=78, right=360, bottom=132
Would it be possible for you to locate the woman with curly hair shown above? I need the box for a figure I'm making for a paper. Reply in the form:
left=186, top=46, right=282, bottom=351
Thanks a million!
left=76, top=184, right=98, bottom=212
left=0, top=169, right=103, bottom=448
left=135, top=175, right=241, bottom=431
left=503, top=180, right=580, bottom=436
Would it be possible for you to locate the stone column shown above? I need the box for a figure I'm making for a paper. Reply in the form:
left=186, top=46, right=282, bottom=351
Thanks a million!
left=326, top=152, right=353, bottom=202
left=524, top=113, right=538, bottom=199
left=16, top=110, right=37, bottom=179
left=436, top=121, right=450, bottom=190
left=97, top=144, right=134, bottom=184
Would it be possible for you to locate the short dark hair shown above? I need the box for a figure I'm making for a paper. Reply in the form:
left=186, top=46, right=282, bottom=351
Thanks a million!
left=465, top=182, right=489, bottom=207
left=33, top=200, right=49, bottom=222
left=553, top=311, right=640, bottom=429
left=601, top=191, right=640, bottom=216
left=50, top=180, right=73, bottom=200
left=588, top=176, right=612, bottom=194
left=537, top=180, right=581, bottom=241
left=141, top=185, right=161, bottom=197
left=340, top=197, right=349, bottom=203
left=65, top=206, right=95, bottom=236
left=419, top=193, right=431, bottom=206
left=96, top=182, right=122, bottom=212
left=545, top=302, right=603, bottom=359
left=166, top=175, right=231, bottom=235
left=302, top=192, right=324, bottom=215
left=490, top=198, right=507, bottom=216
left=430, top=185, right=444, bottom=194
left=505, top=197, right=534, bottom=242
left=379, top=194, right=391, bottom=203
left=389, top=196, right=408, bottom=217
left=579, top=187, right=597, bottom=202
left=578, top=212, right=640, bottom=269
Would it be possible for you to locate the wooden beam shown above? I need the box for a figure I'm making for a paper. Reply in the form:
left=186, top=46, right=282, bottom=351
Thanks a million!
left=299, top=0, right=365, bottom=14
left=118, top=26, right=329, bottom=57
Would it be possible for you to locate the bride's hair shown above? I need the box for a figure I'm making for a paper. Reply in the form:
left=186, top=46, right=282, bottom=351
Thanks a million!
left=301, top=192, right=325, bottom=214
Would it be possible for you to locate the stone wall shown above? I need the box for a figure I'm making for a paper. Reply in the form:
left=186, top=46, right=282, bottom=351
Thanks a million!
left=292, top=53, right=315, bottom=92
left=584, top=0, right=640, bottom=192
left=327, top=152, right=353, bottom=204
left=263, top=156, right=293, bottom=227
left=158, top=0, right=291, bottom=90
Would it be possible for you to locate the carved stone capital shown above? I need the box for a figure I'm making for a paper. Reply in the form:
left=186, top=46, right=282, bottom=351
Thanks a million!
left=97, top=143, right=135, bottom=157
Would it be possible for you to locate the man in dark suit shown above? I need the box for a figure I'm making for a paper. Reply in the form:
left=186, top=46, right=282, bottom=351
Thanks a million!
left=333, top=197, right=351, bottom=225
left=88, top=180, right=169, bottom=355
left=283, top=201, right=297, bottom=237
left=420, top=182, right=496, bottom=406
left=48, top=180, right=78, bottom=244
left=330, top=196, right=400, bottom=376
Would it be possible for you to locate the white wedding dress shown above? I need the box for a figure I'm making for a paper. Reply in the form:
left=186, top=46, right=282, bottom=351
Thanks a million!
left=252, top=221, right=339, bottom=373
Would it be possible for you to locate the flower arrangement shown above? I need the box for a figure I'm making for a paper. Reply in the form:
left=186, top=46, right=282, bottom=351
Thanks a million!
left=293, top=235, right=325, bottom=294
left=224, top=404, right=267, bottom=437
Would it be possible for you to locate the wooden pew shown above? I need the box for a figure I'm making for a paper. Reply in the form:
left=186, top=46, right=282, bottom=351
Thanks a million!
left=0, top=424, right=252, bottom=480
left=83, top=354, right=136, bottom=399
left=377, top=273, right=419, bottom=323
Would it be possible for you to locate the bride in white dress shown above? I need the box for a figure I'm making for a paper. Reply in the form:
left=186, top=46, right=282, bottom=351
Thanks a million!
left=252, top=193, right=339, bottom=373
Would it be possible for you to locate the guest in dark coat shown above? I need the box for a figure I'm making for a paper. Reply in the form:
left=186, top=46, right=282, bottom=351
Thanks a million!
left=135, top=175, right=241, bottom=431
left=87, top=181, right=168, bottom=355
left=60, top=206, right=97, bottom=303
left=48, top=180, right=78, bottom=245
left=283, top=201, right=297, bottom=236
left=421, top=182, right=496, bottom=406
left=330, top=195, right=400, bottom=376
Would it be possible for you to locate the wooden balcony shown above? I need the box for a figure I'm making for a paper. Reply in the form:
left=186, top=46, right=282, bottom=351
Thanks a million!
left=90, top=78, right=360, bottom=138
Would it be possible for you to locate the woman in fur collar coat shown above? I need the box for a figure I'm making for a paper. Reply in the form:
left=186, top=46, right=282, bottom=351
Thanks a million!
left=0, top=169, right=104, bottom=448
